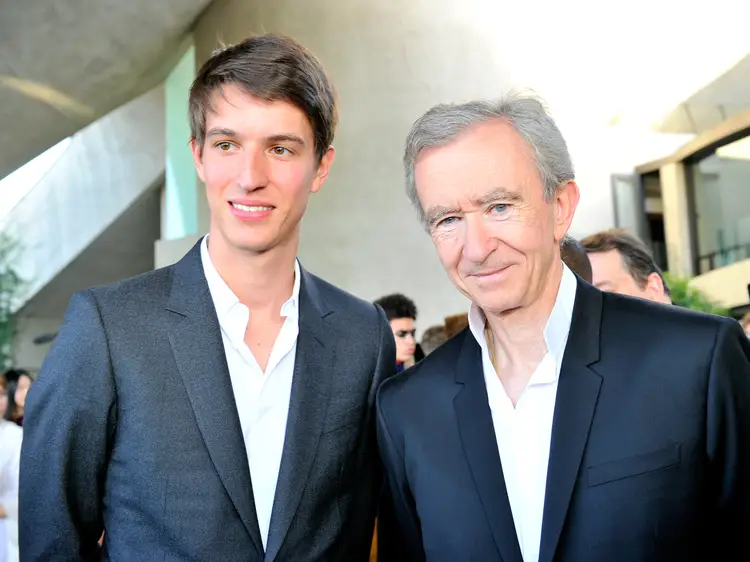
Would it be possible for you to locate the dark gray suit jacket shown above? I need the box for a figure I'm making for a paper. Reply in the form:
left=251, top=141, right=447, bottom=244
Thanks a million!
left=20, top=242, right=395, bottom=562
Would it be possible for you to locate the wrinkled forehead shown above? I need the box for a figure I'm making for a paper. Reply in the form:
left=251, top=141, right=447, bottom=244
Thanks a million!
left=414, top=124, right=539, bottom=202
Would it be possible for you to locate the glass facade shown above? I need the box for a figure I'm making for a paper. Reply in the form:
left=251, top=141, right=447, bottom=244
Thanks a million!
left=688, top=133, right=750, bottom=274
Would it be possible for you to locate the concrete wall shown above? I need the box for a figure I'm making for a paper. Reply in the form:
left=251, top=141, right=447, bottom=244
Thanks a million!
left=155, top=234, right=202, bottom=268
left=1, top=87, right=165, bottom=313
left=12, top=316, right=60, bottom=371
left=691, top=258, right=750, bottom=309
left=4, top=88, right=166, bottom=368
left=188, top=0, right=691, bottom=332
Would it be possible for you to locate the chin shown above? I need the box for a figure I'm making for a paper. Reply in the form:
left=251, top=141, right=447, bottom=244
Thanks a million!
left=225, top=236, right=274, bottom=254
left=476, top=293, right=521, bottom=315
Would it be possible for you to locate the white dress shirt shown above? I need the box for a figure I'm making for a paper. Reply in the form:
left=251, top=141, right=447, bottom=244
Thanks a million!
left=468, top=264, right=577, bottom=562
left=200, top=236, right=301, bottom=550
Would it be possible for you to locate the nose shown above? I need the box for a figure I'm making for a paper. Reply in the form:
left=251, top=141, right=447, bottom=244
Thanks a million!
left=236, top=148, right=269, bottom=191
left=462, top=214, right=496, bottom=264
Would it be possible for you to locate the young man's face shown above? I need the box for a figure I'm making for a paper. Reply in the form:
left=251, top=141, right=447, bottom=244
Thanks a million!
left=390, top=317, right=417, bottom=363
left=192, top=84, right=334, bottom=256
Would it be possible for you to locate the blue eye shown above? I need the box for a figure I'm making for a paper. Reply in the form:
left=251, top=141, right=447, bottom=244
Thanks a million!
left=437, top=216, right=459, bottom=227
left=490, top=204, right=508, bottom=214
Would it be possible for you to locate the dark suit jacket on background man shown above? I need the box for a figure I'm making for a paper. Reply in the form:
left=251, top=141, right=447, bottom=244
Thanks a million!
left=377, top=279, right=750, bottom=562
left=20, top=242, right=395, bottom=561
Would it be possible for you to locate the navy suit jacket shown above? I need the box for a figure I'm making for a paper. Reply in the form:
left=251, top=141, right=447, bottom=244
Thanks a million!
left=377, top=279, right=750, bottom=561
left=20, top=242, right=395, bottom=561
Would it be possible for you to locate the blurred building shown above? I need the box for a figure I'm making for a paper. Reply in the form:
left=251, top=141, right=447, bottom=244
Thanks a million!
left=632, top=53, right=750, bottom=318
left=1, top=0, right=748, bottom=367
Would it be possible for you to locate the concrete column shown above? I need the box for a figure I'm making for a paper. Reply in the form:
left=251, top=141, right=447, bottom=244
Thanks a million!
left=163, top=44, right=199, bottom=241
left=660, top=162, right=695, bottom=277
left=157, top=43, right=208, bottom=268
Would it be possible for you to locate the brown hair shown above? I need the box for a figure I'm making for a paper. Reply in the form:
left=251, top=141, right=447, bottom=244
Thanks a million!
left=444, top=313, right=469, bottom=338
left=581, top=228, right=671, bottom=297
left=560, top=235, right=592, bottom=283
left=420, top=325, right=448, bottom=355
left=189, top=33, right=338, bottom=161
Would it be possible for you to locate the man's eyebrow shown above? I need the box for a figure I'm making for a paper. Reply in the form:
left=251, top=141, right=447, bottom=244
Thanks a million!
left=266, top=134, right=305, bottom=146
left=205, top=127, right=237, bottom=139
left=425, top=205, right=460, bottom=226
left=473, top=187, right=523, bottom=206
left=424, top=188, right=524, bottom=226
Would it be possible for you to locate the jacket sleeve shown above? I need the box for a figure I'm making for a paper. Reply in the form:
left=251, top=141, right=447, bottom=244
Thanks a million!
left=372, top=304, right=397, bottom=394
left=705, top=317, right=750, bottom=559
left=376, top=380, right=426, bottom=562
left=20, top=290, right=116, bottom=562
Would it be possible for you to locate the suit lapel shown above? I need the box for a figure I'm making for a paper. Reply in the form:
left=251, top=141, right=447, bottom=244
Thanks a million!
left=165, top=241, right=264, bottom=556
left=454, top=331, right=524, bottom=562
left=538, top=280, right=603, bottom=562
left=264, top=269, right=336, bottom=562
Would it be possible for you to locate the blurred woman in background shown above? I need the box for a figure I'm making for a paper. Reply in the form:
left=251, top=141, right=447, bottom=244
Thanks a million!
left=0, top=374, right=22, bottom=562
left=3, top=370, right=31, bottom=427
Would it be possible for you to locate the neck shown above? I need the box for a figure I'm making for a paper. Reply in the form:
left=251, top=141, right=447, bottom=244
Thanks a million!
left=207, top=228, right=298, bottom=313
left=485, top=260, right=563, bottom=369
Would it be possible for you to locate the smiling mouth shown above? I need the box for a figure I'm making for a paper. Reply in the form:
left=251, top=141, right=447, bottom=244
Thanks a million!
left=471, top=267, right=508, bottom=278
left=230, top=202, right=273, bottom=212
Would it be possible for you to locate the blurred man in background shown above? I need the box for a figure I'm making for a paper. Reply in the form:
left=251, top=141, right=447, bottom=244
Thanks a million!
left=581, top=228, right=671, bottom=304
left=374, top=293, right=422, bottom=370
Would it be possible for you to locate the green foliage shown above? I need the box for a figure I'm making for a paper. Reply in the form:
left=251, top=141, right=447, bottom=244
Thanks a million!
left=0, top=234, right=24, bottom=370
left=663, top=271, right=729, bottom=316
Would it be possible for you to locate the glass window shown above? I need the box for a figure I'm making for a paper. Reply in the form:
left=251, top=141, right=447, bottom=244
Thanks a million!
left=689, top=133, right=750, bottom=273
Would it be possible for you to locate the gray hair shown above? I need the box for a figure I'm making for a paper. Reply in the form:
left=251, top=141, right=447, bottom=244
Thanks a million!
left=404, top=92, right=575, bottom=227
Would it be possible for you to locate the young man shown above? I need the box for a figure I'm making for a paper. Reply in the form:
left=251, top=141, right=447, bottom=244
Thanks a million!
left=21, top=34, right=394, bottom=562
left=373, top=293, right=420, bottom=370
left=377, top=94, right=750, bottom=561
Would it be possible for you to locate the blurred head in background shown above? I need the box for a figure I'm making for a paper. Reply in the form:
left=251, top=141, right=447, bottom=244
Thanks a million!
left=581, top=229, right=671, bottom=304
left=374, top=293, right=418, bottom=365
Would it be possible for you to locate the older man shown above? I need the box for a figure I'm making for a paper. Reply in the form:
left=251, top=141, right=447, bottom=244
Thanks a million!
left=376, top=93, right=750, bottom=562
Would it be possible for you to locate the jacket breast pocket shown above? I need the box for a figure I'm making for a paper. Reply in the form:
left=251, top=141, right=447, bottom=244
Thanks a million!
left=588, top=443, right=681, bottom=487
left=321, top=403, right=364, bottom=434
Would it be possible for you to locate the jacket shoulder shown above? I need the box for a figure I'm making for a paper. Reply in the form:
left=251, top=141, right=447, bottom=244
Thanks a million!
left=305, top=271, right=382, bottom=321
left=83, top=265, right=173, bottom=312
left=378, top=328, right=469, bottom=409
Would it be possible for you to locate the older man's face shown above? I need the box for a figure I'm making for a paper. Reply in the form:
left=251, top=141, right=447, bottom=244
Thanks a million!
left=414, top=119, right=579, bottom=315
